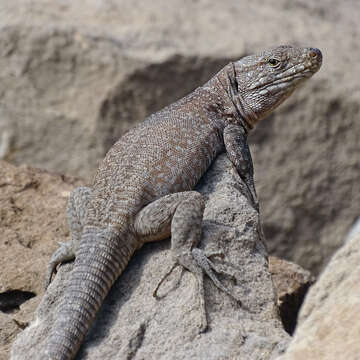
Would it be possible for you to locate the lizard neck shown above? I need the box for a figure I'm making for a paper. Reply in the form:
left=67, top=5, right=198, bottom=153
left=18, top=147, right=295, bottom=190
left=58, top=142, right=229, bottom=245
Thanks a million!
left=203, top=63, right=255, bottom=134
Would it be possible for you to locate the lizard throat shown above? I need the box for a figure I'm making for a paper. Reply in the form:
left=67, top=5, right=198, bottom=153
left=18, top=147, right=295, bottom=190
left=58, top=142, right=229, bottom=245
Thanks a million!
left=231, top=91, right=258, bottom=130
left=227, top=62, right=258, bottom=130
left=214, top=63, right=256, bottom=132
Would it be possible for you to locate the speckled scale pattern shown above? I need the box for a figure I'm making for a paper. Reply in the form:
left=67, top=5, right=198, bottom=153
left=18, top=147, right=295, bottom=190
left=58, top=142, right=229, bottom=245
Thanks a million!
left=44, top=45, right=322, bottom=360
left=86, top=87, right=226, bottom=229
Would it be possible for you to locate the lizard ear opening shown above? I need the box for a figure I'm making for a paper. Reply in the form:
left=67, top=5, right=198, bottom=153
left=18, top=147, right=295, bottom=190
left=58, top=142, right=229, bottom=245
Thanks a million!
left=227, top=62, right=239, bottom=95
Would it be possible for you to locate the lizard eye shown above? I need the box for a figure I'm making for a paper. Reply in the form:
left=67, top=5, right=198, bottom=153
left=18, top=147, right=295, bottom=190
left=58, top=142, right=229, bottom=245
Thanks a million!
left=268, top=58, right=280, bottom=67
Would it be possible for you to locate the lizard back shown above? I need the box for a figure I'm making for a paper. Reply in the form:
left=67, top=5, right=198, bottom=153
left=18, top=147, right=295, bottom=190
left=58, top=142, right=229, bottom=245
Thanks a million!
left=86, top=87, right=226, bottom=228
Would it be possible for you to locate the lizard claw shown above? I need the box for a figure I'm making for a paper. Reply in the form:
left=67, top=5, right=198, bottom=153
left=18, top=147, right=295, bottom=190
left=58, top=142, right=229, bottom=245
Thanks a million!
left=153, top=262, right=182, bottom=299
left=204, top=249, right=225, bottom=260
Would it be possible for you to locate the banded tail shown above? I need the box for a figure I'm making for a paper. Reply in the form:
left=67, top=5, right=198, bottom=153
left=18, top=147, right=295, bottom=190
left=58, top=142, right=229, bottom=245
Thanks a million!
left=44, top=227, right=136, bottom=360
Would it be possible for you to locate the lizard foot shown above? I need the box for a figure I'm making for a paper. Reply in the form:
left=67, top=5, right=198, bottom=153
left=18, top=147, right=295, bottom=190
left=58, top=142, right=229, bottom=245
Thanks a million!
left=153, top=248, right=242, bottom=333
left=45, top=241, right=76, bottom=289
left=191, top=248, right=243, bottom=305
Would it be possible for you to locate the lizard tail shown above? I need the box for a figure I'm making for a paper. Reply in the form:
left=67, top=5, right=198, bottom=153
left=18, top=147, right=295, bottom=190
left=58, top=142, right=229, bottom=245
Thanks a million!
left=44, top=227, right=135, bottom=360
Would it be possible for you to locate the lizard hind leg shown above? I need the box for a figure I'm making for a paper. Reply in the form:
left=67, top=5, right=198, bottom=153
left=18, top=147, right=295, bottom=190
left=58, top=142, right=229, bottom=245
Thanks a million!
left=45, top=186, right=92, bottom=289
left=134, top=191, right=239, bottom=333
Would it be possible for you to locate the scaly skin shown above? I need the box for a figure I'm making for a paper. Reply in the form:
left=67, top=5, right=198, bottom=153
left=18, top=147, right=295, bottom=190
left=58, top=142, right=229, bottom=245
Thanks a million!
left=44, top=45, right=322, bottom=360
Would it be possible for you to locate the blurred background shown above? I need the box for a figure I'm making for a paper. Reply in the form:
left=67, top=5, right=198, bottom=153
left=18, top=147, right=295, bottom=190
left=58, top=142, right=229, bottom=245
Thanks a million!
left=0, top=0, right=359, bottom=275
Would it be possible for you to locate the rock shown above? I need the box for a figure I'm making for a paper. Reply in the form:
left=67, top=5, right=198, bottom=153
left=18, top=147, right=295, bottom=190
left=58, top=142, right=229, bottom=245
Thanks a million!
left=0, top=160, right=84, bottom=360
left=268, top=257, right=315, bottom=335
left=277, top=232, right=360, bottom=360
left=11, top=154, right=289, bottom=360
left=0, top=314, right=19, bottom=360
left=0, top=2, right=232, bottom=179
left=344, top=217, right=360, bottom=243
left=1, top=0, right=359, bottom=276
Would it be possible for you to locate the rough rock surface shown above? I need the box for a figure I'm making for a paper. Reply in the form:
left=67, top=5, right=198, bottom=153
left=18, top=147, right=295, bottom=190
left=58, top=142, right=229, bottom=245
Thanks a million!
left=277, top=232, right=360, bottom=360
left=269, top=257, right=315, bottom=335
left=0, top=0, right=359, bottom=275
left=0, top=161, right=313, bottom=360
left=0, top=160, right=84, bottom=360
left=11, top=154, right=290, bottom=360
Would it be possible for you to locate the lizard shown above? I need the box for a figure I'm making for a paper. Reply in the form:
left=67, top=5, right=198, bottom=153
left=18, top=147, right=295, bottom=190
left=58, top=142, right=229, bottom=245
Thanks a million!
left=43, top=45, right=322, bottom=360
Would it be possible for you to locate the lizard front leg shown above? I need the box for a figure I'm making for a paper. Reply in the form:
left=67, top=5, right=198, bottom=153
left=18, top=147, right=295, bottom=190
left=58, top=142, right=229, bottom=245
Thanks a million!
left=134, top=191, right=241, bottom=332
left=45, top=186, right=92, bottom=288
left=223, top=124, right=269, bottom=252
left=223, top=124, right=259, bottom=211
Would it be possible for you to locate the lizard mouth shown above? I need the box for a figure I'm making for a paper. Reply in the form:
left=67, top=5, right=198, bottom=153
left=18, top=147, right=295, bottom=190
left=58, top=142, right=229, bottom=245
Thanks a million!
left=256, top=67, right=317, bottom=95
left=250, top=56, right=320, bottom=94
left=264, top=71, right=311, bottom=91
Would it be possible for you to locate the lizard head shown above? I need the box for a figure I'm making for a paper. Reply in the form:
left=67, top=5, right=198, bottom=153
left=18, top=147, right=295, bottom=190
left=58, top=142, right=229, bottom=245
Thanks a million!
left=226, top=45, right=322, bottom=129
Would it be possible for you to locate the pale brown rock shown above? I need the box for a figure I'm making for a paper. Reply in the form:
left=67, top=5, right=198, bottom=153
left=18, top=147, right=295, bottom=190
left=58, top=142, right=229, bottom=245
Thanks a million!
left=0, top=160, right=84, bottom=360
left=269, top=257, right=315, bottom=335
left=277, top=233, right=360, bottom=360
left=0, top=314, right=18, bottom=360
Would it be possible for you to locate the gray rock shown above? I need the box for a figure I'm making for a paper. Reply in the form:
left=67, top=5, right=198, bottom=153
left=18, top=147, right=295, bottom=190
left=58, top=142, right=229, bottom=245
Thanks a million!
left=276, top=232, right=360, bottom=360
left=345, top=217, right=360, bottom=243
left=11, top=154, right=289, bottom=360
